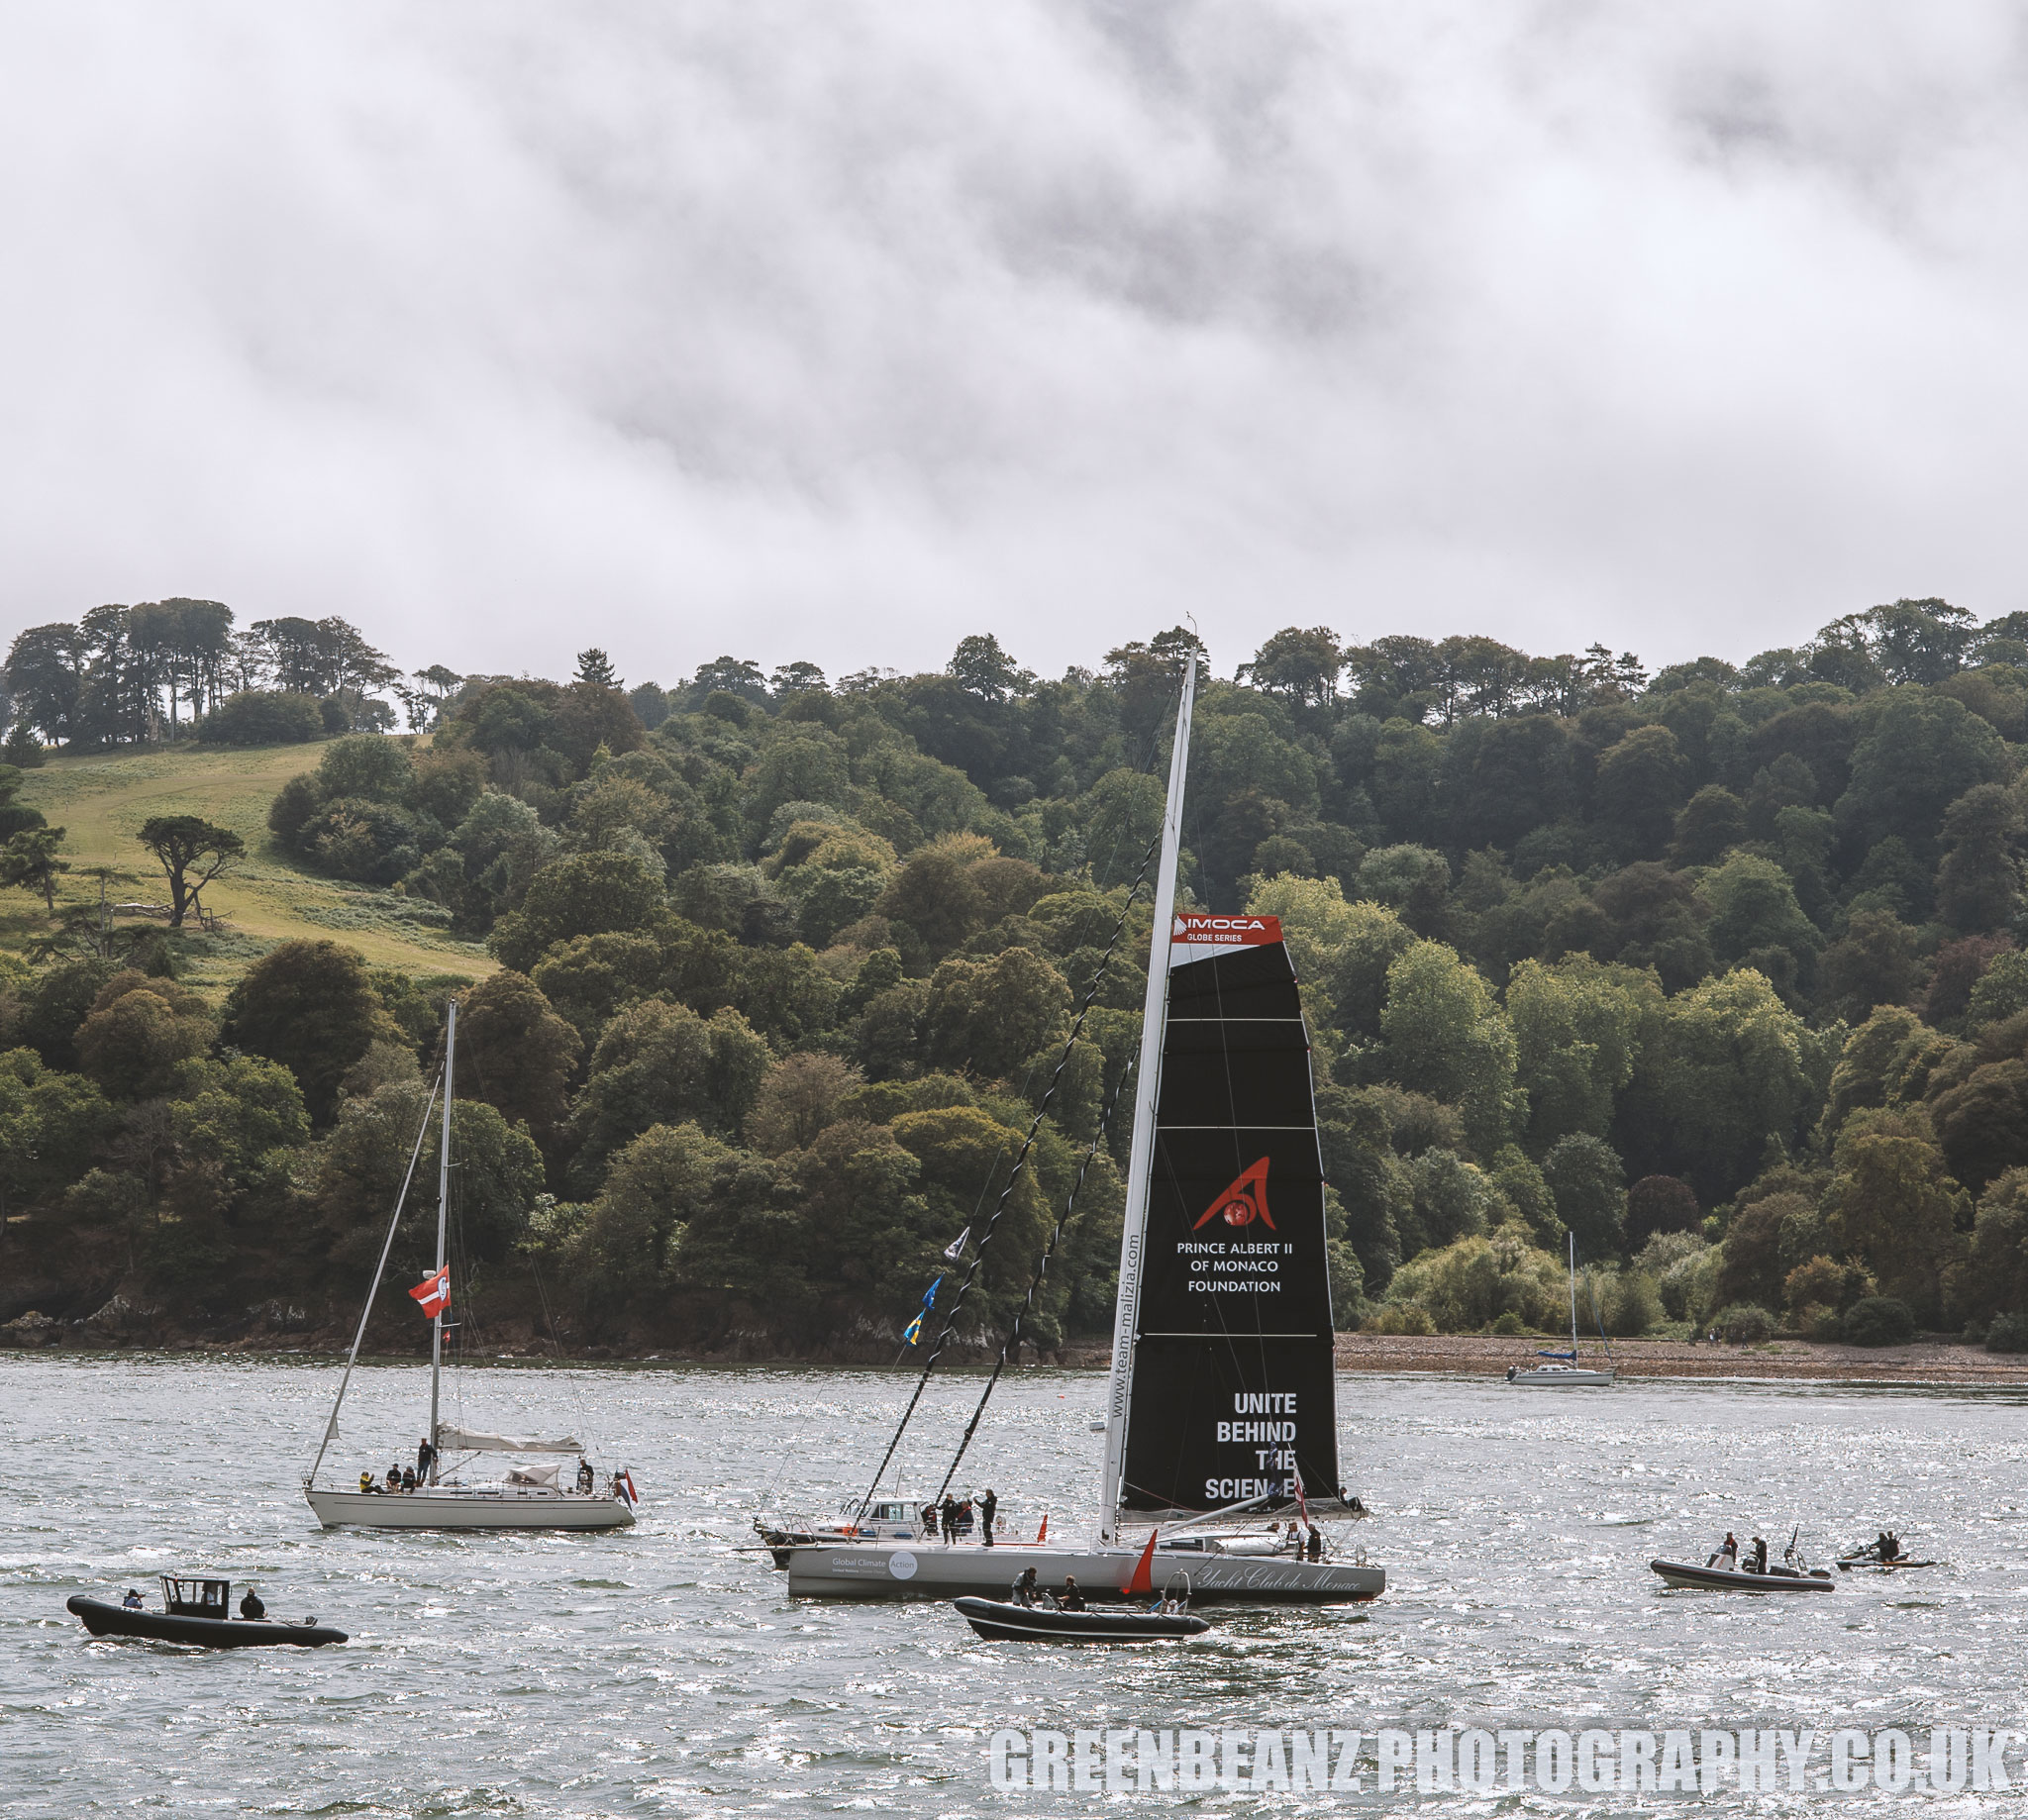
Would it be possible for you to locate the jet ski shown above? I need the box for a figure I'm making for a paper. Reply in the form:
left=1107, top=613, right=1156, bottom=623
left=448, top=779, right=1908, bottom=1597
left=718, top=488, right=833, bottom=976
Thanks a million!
left=954, top=1596, right=1209, bottom=1641
left=68, top=1576, right=347, bottom=1648
left=1836, top=1534, right=1934, bottom=1570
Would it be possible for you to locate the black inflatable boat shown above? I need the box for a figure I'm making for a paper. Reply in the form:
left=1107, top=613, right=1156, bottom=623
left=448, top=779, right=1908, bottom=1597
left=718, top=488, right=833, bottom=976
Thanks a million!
left=68, top=1575, right=346, bottom=1648
left=1649, top=1558, right=1834, bottom=1592
left=954, top=1596, right=1209, bottom=1641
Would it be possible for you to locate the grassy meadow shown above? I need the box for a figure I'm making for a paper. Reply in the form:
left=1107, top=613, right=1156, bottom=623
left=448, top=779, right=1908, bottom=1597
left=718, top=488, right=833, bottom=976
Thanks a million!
left=7, top=741, right=493, bottom=995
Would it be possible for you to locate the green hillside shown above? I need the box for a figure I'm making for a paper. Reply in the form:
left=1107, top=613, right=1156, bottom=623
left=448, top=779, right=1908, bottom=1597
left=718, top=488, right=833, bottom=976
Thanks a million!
left=7, top=741, right=493, bottom=991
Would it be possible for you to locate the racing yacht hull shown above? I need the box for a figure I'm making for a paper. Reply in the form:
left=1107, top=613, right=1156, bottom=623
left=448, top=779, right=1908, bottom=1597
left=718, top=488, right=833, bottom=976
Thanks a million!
left=784, top=1540, right=1382, bottom=1603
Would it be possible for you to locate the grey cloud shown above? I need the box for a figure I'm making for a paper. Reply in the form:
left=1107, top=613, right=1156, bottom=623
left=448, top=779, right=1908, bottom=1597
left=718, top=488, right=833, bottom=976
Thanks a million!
left=2, top=0, right=2025, bottom=683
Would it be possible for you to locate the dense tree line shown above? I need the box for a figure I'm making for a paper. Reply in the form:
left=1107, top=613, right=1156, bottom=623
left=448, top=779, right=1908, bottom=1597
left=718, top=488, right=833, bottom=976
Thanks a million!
left=5, top=600, right=2028, bottom=1357
left=2, top=603, right=465, bottom=751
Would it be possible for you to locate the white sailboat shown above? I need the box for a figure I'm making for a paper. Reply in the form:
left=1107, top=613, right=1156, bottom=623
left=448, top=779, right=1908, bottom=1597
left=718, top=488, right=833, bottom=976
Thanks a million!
left=302, top=1000, right=638, bottom=1530
left=784, top=658, right=1385, bottom=1604
left=1506, top=1234, right=1616, bottom=1387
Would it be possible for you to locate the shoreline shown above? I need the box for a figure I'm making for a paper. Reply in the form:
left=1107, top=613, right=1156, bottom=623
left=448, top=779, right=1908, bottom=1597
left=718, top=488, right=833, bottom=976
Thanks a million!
left=8, top=1325, right=2028, bottom=1385
left=1327, top=1332, right=2028, bottom=1385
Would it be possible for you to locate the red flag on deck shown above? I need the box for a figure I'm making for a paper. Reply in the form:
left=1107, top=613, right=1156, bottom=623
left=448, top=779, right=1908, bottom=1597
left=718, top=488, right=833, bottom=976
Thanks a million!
left=409, top=1266, right=451, bottom=1319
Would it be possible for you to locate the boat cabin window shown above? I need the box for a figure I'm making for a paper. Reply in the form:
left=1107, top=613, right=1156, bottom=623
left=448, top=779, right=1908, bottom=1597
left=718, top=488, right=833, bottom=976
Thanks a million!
left=161, top=1576, right=229, bottom=1616
left=873, top=1503, right=908, bottom=1522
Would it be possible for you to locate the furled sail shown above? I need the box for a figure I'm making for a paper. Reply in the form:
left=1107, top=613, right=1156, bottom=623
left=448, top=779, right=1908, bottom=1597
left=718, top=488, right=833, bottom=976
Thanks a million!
left=1117, top=912, right=1343, bottom=1516
left=437, top=1427, right=583, bottom=1455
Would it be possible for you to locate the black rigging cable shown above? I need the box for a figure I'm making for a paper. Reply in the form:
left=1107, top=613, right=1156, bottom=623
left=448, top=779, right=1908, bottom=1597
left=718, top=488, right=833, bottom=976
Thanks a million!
left=933, top=1051, right=1136, bottom=1503
left=850, top=820, right=1166, bottom=1528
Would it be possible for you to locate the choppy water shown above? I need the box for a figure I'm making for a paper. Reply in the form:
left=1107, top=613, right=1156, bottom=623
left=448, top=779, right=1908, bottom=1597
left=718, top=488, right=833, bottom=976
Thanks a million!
left=3, top=1354, right=2026, bottom=1815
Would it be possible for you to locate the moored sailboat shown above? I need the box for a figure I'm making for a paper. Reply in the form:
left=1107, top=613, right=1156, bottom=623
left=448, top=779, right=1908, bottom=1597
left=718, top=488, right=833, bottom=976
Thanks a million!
left=1505, top=1235, right=1616, bottom=1387
left=302, top=1000, right=637, bottom=1531
left=784, top=659, right=1384, bottom=1605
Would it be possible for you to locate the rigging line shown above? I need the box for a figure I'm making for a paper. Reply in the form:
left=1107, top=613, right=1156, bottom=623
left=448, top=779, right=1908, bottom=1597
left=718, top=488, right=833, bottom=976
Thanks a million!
left=933, top=1052, right=1137, bottom=1503
left=304, top=1067, right=445, bottom=1489
left=851, top=818, right=1166, bottom=1528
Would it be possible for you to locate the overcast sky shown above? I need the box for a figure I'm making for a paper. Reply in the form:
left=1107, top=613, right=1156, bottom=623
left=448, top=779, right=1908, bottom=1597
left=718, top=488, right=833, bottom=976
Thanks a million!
left=4, top=1, right=2026, bottom=686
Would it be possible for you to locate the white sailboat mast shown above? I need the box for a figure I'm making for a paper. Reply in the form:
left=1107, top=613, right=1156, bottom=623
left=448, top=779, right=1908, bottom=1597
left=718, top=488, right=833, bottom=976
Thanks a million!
left=429, top=998, right=456, bottom=1482
left=1096, top=656, right=1196, bottom=1543
left=1569, top=1232, right=1579, bottom=1359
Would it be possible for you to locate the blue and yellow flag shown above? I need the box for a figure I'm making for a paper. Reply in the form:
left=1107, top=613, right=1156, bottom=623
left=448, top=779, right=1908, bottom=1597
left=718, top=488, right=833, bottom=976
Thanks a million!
left=903, top=1275, right=942, bottom=1346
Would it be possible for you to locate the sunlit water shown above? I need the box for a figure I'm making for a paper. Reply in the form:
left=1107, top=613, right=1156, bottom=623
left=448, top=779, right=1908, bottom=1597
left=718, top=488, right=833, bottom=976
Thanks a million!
left=3, top=1354, right=2026, bottom=1815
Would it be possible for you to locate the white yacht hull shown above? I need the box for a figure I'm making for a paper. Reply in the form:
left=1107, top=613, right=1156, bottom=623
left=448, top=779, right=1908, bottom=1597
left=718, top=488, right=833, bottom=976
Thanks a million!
left=1507, top=1366, right=1615, bottom=1387
left=304, top=1487, right=635, bottom=1531
left=783, top=1540, right=1383, bottom=1604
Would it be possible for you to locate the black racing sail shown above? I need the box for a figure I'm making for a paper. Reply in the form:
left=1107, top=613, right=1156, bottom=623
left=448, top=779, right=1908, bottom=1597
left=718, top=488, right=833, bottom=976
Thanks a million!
left=1096, top=657, right=1346, bottom=1536
left=1115, top=913, right=1342, bottom=1517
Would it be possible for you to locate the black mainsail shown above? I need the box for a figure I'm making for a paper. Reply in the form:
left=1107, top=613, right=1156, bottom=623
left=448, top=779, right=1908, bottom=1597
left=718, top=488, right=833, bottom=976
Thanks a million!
left=1098, top=659, right=1345, bottom=1536
left=1117, top=913, right=1342, bottom=1516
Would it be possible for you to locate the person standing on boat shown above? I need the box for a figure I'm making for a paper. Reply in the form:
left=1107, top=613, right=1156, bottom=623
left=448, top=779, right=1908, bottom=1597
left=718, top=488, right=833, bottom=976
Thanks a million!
left=1707, top=1532, right=1738, bottom=1569
left=1011, top=1566, right=1040, bottom=1607
left=979, top=1488, right=997, bottom=1546
left=576, top=1459, right=594, bottom=1494
left=1750, top=1537, right=1769, bottom=1574
left=417, top=1436, right=437, bottom=1483
left=939, top=1494, right=959, bottom=1544
left=239, top=1587, right=266, bottom=1620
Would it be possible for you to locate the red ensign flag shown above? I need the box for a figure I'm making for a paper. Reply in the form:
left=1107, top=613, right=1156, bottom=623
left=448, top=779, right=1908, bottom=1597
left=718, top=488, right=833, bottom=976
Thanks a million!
left=409, top=1267, right=451, bottom=1319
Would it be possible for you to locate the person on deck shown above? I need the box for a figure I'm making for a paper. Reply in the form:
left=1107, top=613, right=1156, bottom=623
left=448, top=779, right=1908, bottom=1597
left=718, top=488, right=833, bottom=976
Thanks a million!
left=1707, top=1532, right=1738, bottom=1569
left=576, top=1460, right=595, bottom=1494
left=1058, top=1576, right=1086, bottom=1611
left=1750, top=1537, right=1769, bottom=1574
left=359, top=1470, right=375, bottom=1494
left=401, top=1466, right=417, bottom=1492
left=1306, top=1526, right=1324, bottom=1562
left=385, top=1466, right=401, bottom=1493
left=920, top=1502, right=938, bottom=1538
left=956, top=1498, right=974, bottom=1540
left=122, top=1589, right=145, bottom=1610
left=940, top=1494, right=959, bottom=1544
left=980, top=1488, right=998, bottom=1546
left=417, top=1437, right=437, bottom=1482
left=1011, top=1567, right=1040, bottom=1607
left=239, top=1587, right=266, bottom=1620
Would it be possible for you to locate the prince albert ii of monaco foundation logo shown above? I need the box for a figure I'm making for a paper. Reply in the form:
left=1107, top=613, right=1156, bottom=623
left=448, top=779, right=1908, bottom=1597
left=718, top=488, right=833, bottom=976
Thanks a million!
left=1192, top=1157, right=1274, bottom=1231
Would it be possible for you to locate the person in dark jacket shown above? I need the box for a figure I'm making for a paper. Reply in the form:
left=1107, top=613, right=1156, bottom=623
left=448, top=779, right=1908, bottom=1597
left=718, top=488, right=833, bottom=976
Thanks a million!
left=417, top=1436, right=437, bottom=1481
left=979, top=1488, right=998, bottom=1546
left=1011, top=1567, right=1040, bottom=1607
left=940, top=1494, right=959, bottom=1544
left=1058, top=1576, right=1086, bottom=1611
left=239, top=1587, right=266, bottom=1620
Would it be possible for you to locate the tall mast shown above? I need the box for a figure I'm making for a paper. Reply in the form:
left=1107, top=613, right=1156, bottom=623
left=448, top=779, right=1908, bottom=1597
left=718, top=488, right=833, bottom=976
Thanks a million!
left=1569, top=1232, right=1578, bottom=1359
left=429, top=998, right=456, bottom=1482
left=1096, top=656, right=1196, bottom=1543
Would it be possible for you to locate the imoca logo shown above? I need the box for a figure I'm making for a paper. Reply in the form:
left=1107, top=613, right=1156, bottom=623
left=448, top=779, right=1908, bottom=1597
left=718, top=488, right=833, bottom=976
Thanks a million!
left=1193, top=1157, right=1274, bottom=1231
